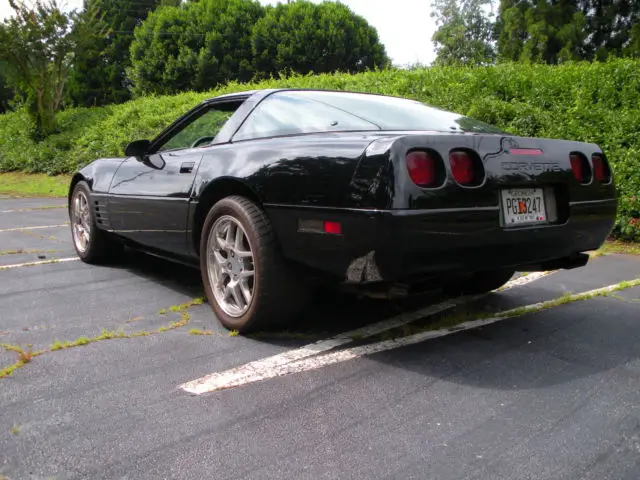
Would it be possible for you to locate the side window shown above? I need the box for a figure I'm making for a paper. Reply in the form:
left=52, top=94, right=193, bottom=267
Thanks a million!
left=233, top=92, right=379, bottom=141
left=157, top=106, right=235, bottom=152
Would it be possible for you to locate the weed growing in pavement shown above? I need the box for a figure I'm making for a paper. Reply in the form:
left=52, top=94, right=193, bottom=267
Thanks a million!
left=228, top=330, right=239, bottom=337
left=189, top=328, right=214, bottom=336
left=10, top=423, right=20, bottom=435
left=0, top=249, right=60, bottom=256
left=0, top=297, right=206, bottom=379
left=0, top=344, right=43, bottom=378
left=366, top=277, right=640, bottom=342
left=0, top=258, right=69, bottom=271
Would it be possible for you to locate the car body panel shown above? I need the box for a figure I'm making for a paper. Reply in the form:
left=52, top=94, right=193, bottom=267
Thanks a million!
left=69, top=88, right=618, bottom=285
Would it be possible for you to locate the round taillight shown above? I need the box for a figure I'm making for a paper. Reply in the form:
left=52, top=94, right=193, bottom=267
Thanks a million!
left=406, top=150, right=437, bottom=187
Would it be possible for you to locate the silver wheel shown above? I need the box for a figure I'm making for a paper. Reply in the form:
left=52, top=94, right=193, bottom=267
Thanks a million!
left=71, top=190, right=91, bottom=254
left=206, top=215, right=255, bottom=318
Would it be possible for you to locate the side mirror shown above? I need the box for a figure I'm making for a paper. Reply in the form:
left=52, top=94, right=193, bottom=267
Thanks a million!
left=124, top=139, right=151, bottom=158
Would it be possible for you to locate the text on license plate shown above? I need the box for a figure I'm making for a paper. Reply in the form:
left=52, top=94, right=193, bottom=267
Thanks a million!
left=501, top=188, right=547, bottom=226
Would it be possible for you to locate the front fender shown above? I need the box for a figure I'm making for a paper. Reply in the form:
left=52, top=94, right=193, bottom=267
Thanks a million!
left=68, top=157, right=126, bottom=200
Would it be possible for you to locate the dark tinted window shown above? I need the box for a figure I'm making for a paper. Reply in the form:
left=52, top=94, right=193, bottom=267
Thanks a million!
left=233, top=92, right=379, bottom=141
left=294, top=90, right=506, bottom=133
left=234, top=90, right=505, bottom=141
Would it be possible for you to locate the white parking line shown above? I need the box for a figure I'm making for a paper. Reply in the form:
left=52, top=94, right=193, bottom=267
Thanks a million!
left=180, top=271, right=553, bottom=395
left=0, top=257, right=79, bottom=270
left=0, top=206, right=66, bottom=213
left=0, top=224, right=68, bottom=233
left=249, top=277, right=640, bottom=386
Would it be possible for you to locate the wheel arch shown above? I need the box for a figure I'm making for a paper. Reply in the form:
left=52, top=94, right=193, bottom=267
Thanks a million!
left=191, top=178, right=264, bottom=255
left=68, top=173, right=90, bottom=207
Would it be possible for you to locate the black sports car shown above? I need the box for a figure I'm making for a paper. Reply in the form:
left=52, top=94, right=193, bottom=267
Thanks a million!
left=68, top=88, right=617, bottom=332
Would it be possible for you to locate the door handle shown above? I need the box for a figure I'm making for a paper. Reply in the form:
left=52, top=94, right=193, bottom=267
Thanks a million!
left=180, top=162, right=195, bottom=174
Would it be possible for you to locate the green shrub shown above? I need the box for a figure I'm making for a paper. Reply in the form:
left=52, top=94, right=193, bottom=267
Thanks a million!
left=0, top=59, right=638, bottom=240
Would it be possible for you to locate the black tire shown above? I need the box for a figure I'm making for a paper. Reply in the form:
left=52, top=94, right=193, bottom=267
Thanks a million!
left=444, top=269, right=515, bottom=296
left=199, top=195, right=308, bottom=333
left=69, top=181, right=123, bottom=264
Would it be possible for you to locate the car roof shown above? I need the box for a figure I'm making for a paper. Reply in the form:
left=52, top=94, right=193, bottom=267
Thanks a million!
left=202, top=89, right=274, bottom=103
left=202, top=88, right=410, bottom=104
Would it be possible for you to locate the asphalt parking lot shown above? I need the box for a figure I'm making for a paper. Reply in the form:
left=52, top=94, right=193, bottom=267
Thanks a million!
left=1, top=197, right=640, bottom=480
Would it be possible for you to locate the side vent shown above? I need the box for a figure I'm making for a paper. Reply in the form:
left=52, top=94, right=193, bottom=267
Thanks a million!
left=93, top=200, right=110, bottom=228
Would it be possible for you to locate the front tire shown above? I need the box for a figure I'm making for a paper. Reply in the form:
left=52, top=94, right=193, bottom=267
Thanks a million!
left=200, top=195, right=307, bottom=333
left=69, top=181, right=123, bottom=263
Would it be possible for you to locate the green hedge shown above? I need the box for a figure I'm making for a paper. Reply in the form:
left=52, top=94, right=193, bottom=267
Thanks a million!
left=0, top=59, right=638, bottom=240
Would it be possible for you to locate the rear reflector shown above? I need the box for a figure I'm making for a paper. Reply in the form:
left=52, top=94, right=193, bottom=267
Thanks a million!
left=298, top=219, right=342, bottom=235
left=570, top=153, right=591, bottom=183
left=323, top=221, right=342, bottom=235
left=406, top=150, right=437, bottom=187
left=449, top=150, right=475, bottom=185
left=592, top=153, right=611, bottom=182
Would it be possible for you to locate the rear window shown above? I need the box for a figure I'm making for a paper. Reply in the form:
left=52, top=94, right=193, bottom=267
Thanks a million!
left=233, top=90, right=505, bottom=141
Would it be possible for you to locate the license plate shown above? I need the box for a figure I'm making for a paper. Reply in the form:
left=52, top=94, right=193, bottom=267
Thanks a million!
left=501, top=188, right=547, bottom=226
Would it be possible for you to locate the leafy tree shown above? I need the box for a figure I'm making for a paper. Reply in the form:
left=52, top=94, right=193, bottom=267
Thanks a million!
left=495, top=0, right=640, bottom=63
left=0, top=61, right=15, bottom=113
left=625, top=23, right=640, bottom=58
left=430, top=0, right=496, bottom=66
left=251, top=0, right=390, bottom=77
left=128, top=0, right=265, bottom=96
left=0, top=0, right=75, bottom=138
left=578, top=0, right=640, bottom=60
left=68, top=0, right=180, bottom=107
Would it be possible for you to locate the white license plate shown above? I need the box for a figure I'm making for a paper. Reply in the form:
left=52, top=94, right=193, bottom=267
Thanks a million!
left=501, top=188, right=547, bottom=226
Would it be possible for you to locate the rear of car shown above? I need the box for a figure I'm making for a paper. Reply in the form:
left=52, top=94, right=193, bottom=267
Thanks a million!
left=365, top=133, right=616, bottom=282
left=260, top=90, right=617, bottom=284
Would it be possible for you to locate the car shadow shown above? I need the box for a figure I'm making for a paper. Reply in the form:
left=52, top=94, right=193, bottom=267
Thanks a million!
left=99, top=251, right=640, bottom=391
left=365, top=296, right=640, bottom=391
left=113, top=250, right=205, bottom=298
left=109, top=249, right=450, bottom=344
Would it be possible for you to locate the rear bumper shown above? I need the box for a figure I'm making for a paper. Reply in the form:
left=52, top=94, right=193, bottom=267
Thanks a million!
left=265, top=198, right=617, bottom=284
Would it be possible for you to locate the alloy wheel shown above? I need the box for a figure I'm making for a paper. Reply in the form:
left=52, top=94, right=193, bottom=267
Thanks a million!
left=72, top=190, right=91, bottom=254
left=206, top=215, right=256, bottom=317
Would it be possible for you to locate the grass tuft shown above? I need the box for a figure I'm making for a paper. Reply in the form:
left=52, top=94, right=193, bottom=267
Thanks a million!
left=0, top=344, right=43, bottom=378
left=598, top=240, right=640, bottom=256
left=2, top=296, right=207, bottom=380
left=189, top=328, right=214, bottom=336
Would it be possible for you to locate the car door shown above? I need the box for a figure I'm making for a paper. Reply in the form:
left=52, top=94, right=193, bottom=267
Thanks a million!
left=108, top=103, right=237, bottom=257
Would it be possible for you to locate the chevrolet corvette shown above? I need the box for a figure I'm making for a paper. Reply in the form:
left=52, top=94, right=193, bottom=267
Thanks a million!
left=68, top=88, right=617, bottom=332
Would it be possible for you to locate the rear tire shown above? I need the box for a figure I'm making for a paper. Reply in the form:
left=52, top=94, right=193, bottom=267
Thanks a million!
left=69, top=181, right=123, bottom=264
left=444, top=269, right=515, bottom=296
left=200, top=195, right=308, bottom=333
